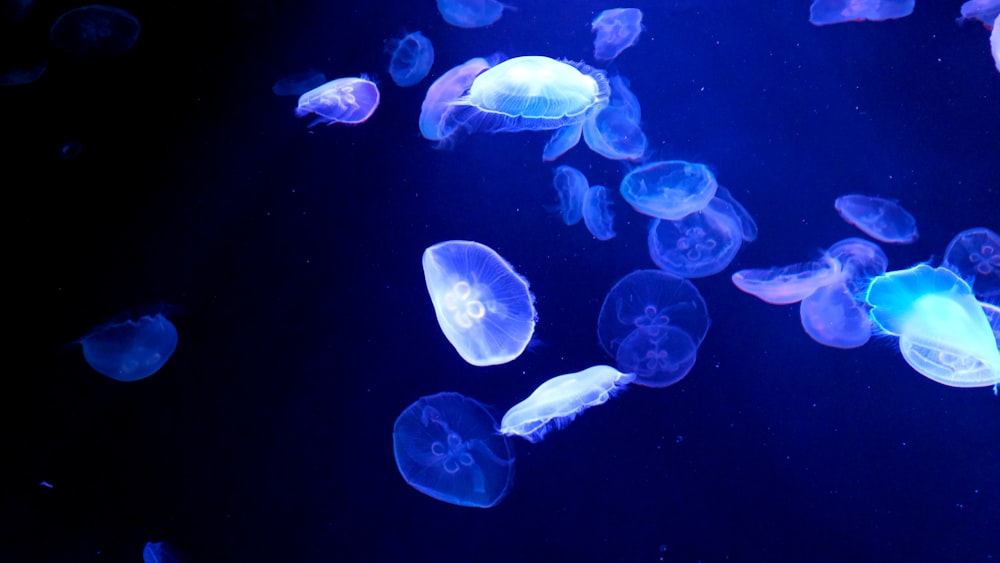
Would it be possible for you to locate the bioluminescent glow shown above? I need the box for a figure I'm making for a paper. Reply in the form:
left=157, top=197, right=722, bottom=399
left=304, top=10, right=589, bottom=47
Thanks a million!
left=809, top=0, right=915, bottom=25
left=591, top=8, right=644, bottom=61
left=79, top=312, right=178, bottom=382
left=834, top=194, right=918, bottom=244
left=388, top=31, right=434, bottom=87
left=295, top=76, right=380, bottom=127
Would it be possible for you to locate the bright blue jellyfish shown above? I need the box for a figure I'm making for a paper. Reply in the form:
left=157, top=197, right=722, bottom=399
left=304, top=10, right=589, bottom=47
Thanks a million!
left=449, top=56, right=610, bottom=134
left=942, top=227, right=1000, bottom=298
left=581, top=75, right=647, bottom=161
left=598, top=270, right=710, bottom=387
left=552, top=165, right=588, bottom=225
left=648, top=196, right=750, bottom=278
left=866, top=264, right=1000, bottom=387
left=394, top=392, right=514, bottom=507
left=79, top=312, right=178, bottom=382
left=143, top=541, right=180, bottom=563
left=959, top=0, right=1000, bottom=26
left=437, top=0, right=510, bottom=28
left=809, top=0, right=915, bottom=25
left=422, top=240, right=537, bottom=366
left=419, top=57, right=492, bottom=144
left=591, top=8, right=644, bottom=61
left=295, top=76, right=380, bottom=127
left=582, top=185, right=616, bottom=241
left=500, top=366, right=634, bottom=442
left=50, top=5, right=140, bottom=57
left=834, top=194, right=918, bottom=244
left=387, top=31, right=434, bottom=87
left=620, top=161, right=718, bottom=220
left=271, top=70, right=326, bottom=96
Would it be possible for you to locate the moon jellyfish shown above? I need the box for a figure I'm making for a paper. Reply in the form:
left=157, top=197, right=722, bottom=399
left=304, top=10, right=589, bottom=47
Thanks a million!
left=865, top=264, right=1000, bottom=387
left=834, top=194, right=918, bottom=244
left=387, top=31, right=434, bottom=87
left=295, top=76, right=380, bottom=127
left=582, top=75, right=647, bottom=161
left=648, top=195, right=752, bottom=278
left=393, top=392, right=514, bottom=508
left=422, top=240, right=537, bottom=366
left=500, top=366, right=635, bottom=443
left=943, top=227, right=1000, bottom=298
left=437, top=0, right=510, bottom=28
left=143, top=541, right=180, bottom=563
left=809, top=0, right=915, bottom=25
left=732, top=258, right=845, bottom=305
left=582, top=185, right=616, bottom=241
left=0, top=60, right=47, bottom=86
left=271, top=70, right=326, bottom=96
left=620, top=161, right=718, bottom=220
left=959, top=0, right=1000, bottom=26
left=419, top=57, right=492, bottom=144
left=591, top=8, right=644, bottom=61
left=993, top=15, right=1000, bottom=72
left=50, top=5, right=140, bottom=57
left=598, top=270, right=710, bottom=387
left=79, top=312, right=178, bottom=382
left=552, top=165, right=588, bottom=225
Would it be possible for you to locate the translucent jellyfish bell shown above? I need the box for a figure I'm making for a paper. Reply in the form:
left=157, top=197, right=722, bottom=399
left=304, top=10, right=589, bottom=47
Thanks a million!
left=834, top=194, right=918, bottom=244
left=866, top=264, right=1000, bottom=387
left=387, top=31, right=434, bottom=87
left=591, top=8, right=644, bottom=61
left=419, top=57, right=491, bottom=143
left=422, top=240, right=537, bottom=366
left=394, top=392, right=514, bottom=507
left=809, top=0, right=915, bottom=25
left=620, top=161, right=718, bottom=220
left=500, top=366, right=635, bottom=442
left=143, top=541, right=180, bottom=563
left=50, top=5, right=140, bottom=57
left=79, top=312, right=178, bottom=382
left=437, top=0, right=510, bottom=28
left=942, top=227, right=1000, bottom=298
left=295, top=76, right=380, bottom=127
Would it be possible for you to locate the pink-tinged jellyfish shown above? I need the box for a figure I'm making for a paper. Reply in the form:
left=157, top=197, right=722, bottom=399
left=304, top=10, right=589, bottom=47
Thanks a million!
left=598, top=270, right=710, bottom=387
left=942, top=227, right=1000, bottom=298
left=582, top=185, right=616, bottom=240
left=648, top=194, right=754, bottom=279
left=732, top=258, right=845, bottom=305
left=959, top=0, right=1000, bottom=26
left=866, top=264, right=1000, bottom=387
left=272, top=70, right=326, bottom=96
left=295, top=76, right=380, bottom=127
left=394, top=392, right=513, bottom=508
left=500, top=366, right=634, bottom=442
left=78, top=312, right=178, bottom=382
left=419, top=57, right=492, bottom=144
left=552, top=165, right=588, bottom=225
left=620, top=161, right=718, bottom=220
left=582, top=75, right=647, bottom=161
left=834, top=194, right=918, bottom=244
left=50, top=4, right=140, bottom=57
left=809, top=0, right=914, bottom=25
left=422, top=240, right=537, bottom=366
left=388, top=31, right=434, bottom=87
left=437, top=0, right=510, bottom=28
left=591, top=8, right=644, bottom=61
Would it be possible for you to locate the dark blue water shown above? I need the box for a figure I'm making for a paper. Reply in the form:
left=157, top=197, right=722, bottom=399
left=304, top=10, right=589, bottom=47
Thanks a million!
left=4, top=1, right=998, bottom=561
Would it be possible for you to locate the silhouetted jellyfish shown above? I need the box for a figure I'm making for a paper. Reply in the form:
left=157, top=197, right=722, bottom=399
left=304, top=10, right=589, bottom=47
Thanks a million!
left=582, top=75, right=647, bottom=161
left=422, top=240, right=537, bottom=366
left=393, top=392, right=514, bottom=507
left=500, top=366, right=634, bottom=442
left=0, top=60, right=47, bottom=86
left=143, top=541, right=180, bottom=563
left=959, top=0, right=1000, bottom=26
left=552, top=165, right=588, bottom=225
left=295, top=76, right=380, bottom=127
left=591, top=8, right=644, bottom=61
left=271, top=70, right=326, bottom=96
left=79, top=312, right=178, bottom=382
left=943, top=227, right=1000, bottom=298
left=865, top=264, right=1000, bottom=387
left=647, top=196, right=748, bottom=278
left=387, top=31, right=434, bottom=87
left=582, top=185, right=616, bottom=240
left=58, top=141, right=83, bottom=160
left=50, top=5, right=140, bottom=57
left=419, top=57, right=492, bottom=144
left=620, top=161, right=718, bottom=220
left=598, top=270, right=710, bottom=387
left=834, top=194, right=918, bottom=244
left=809, top=0, right=914, bottom=25
left=437, top=0, right=510, bottom=28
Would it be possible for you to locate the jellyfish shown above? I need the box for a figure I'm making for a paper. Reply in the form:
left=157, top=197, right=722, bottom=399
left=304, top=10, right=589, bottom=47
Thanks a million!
left=49, top=5, right=140, bottom=57
left=809, top=0, right=915, bottom=25
left=271, top=70, right=326, bottom=96
left=437, top=0, right=510, bottom=28
left=500, top=366, right=635, bottom=442
left=944, top=227, right=1000, bottom=299
left=295, top=76, right=380, bottom=127
left=591, top=8, right=644, bottom=61
left=0, top=60, right=47, bottom=87
left=394, top=392, right=514, bottom=508
left=582, top=185, right=616, bottom=241
left=620, top=161, right=718, bottom=220
left=715, top=186, right=758, bottom=243
left=993, top=15, right=1000, bottom=72
left=419, top=57, right=492, bottom=143
left=422, top=240, right=537, bottom=366
left=387, top=31, right=434, bottom=87
left=143, top=541, right=180, bottom=563
left=552, top=165, right=588, bottom=225
left=581, top=75, right=647, bottom=161
left=834, top=194, right=918, bottom=244
left=647, top=196, right=748, bottom=278
left=732, top=257, right=845, bottom=305
left=959, top=0, right=1000, bottom=26
left=865, top=264, right=1000, bottom=387
left=78, top=312, right=178, bottom=382
left=598, top=270, right=710, bottom=387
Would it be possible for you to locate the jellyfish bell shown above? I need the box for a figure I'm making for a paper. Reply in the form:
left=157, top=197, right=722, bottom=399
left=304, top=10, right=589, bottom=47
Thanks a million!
left=77, top=308, right=179, bottom=382
left=295, top=76, right=380, bottom=127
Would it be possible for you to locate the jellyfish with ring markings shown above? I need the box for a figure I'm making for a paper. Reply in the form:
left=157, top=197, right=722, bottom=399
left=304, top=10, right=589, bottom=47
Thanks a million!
left=295, top=76, right=380, bottom=127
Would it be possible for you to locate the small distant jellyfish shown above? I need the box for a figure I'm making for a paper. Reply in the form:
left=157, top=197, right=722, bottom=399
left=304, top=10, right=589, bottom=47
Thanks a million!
left=388, top=31, right=434, bottom=87
left=295, top=76, right=380, bottom=127
left=0, top=60, right=47, bottom=87
left=78, top=311, right=178, bottom=382
left=552, top=165, right=588, bottom=225
left=582, top=185, right=616, bottom=241
left=809, top=0, right=915, bottom=25
left=834, top=194, right=918, bottom=244
left=942, top=227, right=1000, bottom=298
left=591, top=8, right=644, bottom=61
left=271, top=70, right=326, bottom=96
left=59, top=141, right=82, bottom=160
left=143, top=541, right=180, bottom=563
left=437, top=0, right=510, bottom=28
left=50, top=4, right=140, bottom=57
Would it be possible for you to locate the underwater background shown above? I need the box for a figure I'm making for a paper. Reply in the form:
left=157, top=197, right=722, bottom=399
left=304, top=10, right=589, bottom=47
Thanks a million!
left=4, top=0, right=999, bottom=561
